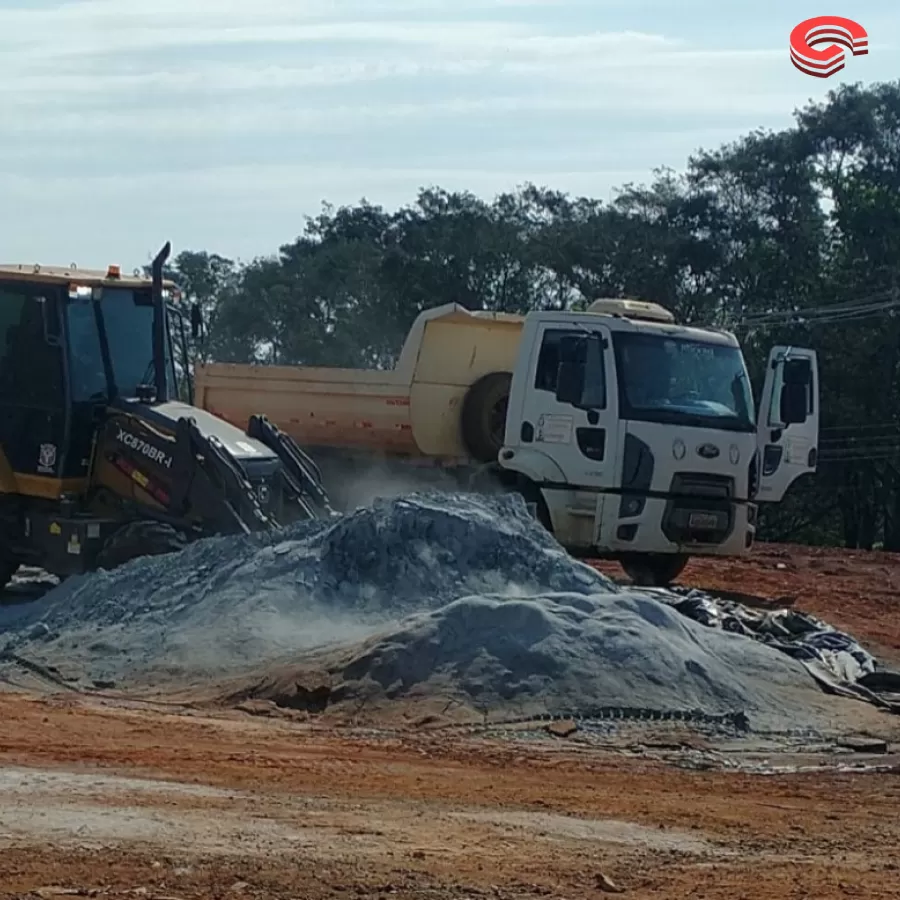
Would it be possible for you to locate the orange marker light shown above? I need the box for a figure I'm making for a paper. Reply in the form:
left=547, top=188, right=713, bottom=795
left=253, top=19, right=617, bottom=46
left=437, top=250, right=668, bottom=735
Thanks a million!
left=106, top=264, right=121, bottom=278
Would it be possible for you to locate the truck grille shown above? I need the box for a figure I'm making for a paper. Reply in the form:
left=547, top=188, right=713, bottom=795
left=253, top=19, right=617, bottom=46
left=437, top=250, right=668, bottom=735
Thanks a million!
left=662, top=472, right=735, bottom=545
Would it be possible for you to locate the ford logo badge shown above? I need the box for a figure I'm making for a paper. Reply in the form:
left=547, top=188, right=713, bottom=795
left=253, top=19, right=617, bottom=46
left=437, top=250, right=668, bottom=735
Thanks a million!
left=697, top=443, right=720, bottom=459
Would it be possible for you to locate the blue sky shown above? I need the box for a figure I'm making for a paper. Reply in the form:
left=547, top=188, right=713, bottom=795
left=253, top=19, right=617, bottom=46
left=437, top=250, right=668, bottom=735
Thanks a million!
left=1, top=0, right=897, bottom=268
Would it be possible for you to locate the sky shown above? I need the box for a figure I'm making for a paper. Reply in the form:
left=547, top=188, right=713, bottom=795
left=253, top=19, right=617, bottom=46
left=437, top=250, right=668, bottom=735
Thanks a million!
left=0, top=0, right=897, bottom=269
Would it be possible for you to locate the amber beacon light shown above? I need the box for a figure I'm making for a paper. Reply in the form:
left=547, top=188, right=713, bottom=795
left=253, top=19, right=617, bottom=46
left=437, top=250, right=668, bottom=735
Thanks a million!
left=790, top=16, right=868, bottom=78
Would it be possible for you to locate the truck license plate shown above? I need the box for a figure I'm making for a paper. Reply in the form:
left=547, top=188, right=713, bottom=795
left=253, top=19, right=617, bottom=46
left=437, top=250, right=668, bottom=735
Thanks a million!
left=689, top=512, right=719, bottom=529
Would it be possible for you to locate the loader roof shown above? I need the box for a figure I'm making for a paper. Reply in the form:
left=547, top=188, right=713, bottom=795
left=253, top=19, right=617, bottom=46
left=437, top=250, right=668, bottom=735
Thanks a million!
left=0, top=263, right=178, bottom=290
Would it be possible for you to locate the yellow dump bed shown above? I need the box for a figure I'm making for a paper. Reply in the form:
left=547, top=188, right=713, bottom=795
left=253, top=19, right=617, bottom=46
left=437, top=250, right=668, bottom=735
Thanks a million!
left=194, top=303, right=525, bottom=460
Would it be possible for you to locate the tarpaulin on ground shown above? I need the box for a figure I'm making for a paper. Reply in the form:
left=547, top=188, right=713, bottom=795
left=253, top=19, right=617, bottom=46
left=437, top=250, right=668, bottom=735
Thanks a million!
left=639, top=586, right=900, bottom=713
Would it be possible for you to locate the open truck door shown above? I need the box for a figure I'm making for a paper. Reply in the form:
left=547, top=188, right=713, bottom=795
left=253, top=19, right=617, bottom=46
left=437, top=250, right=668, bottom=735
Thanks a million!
left=756, top=346, right=818, bottom=503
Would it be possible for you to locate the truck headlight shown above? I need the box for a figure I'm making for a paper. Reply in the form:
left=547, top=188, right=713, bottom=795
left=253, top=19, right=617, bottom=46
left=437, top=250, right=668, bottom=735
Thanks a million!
left=748, top=451, right=760, bottom=499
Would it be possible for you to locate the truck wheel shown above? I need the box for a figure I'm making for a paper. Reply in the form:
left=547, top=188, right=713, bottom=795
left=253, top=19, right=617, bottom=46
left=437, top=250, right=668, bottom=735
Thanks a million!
left=515, top=481, right=553, bottom=533
left=95, top=520, right=188, bottom=572
left=619, top=553, right=689, bottom=588
left=461, top=371, right=512, bottom=463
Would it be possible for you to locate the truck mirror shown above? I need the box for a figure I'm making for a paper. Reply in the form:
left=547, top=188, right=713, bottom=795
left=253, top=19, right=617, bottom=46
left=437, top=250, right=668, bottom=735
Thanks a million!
left=780, top=382, right=807, bottom=424
left=783, top=357, right=811, bottom=386
left=556, top=359, right=584, bottom=406
left=557, top=335, right=583, bottom=363
left=190, top=303, right=203, bottom=339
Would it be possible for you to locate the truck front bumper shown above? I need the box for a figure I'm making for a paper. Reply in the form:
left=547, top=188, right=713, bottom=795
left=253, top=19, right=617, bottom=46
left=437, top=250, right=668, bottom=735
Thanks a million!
left=542, top=487, right=757, bottom=558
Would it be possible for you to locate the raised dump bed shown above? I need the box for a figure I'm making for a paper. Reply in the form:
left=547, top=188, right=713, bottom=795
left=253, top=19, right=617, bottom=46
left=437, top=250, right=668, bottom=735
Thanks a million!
left=195, top=303, right=526, bottom=463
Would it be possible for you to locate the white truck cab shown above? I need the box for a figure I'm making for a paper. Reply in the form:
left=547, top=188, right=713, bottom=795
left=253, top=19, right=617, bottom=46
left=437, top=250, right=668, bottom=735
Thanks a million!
left=497, top=299, right=818, bottom=585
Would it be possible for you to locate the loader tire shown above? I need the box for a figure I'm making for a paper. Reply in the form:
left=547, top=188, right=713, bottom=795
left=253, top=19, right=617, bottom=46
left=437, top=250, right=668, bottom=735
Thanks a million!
left=0, top=556, right=19, bottom=591
left=619, top=553, right=689, bottom=588
left=95, top=520, right=188, bottom=572
left=461, top=371, right=513, bottom=464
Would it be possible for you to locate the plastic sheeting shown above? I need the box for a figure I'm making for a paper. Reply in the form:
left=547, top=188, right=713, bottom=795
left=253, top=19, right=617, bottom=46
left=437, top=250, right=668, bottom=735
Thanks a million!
left=640, top=586, right=900, bottom=713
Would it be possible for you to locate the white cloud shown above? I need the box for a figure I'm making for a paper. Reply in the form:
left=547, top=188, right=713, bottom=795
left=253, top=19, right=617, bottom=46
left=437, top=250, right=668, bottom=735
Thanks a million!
left=1, top=0, right=897, bottom=265
left=0, top=161, right=652, bottom=266
left=0, top=0, right=626, bottom=57
left=6, top=19, right=671, bottom=63
left=0, top=98, right=778, bottom=140
left=0, top=162, right=636, bottom=194
left=0, top=62, right=835, bottom=137
left=6, top=60, right=491, bottom=99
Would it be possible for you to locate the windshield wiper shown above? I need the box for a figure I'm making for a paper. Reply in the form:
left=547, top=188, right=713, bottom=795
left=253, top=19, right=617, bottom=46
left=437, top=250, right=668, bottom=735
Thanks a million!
left=138, top=359, right=155, bottom=389
left=635, top=407, right=753, bottom=431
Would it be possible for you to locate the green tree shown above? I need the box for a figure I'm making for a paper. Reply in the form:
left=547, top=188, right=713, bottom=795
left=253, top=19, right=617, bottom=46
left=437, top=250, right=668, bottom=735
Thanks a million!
left=165, top=79, right=900, bottom=550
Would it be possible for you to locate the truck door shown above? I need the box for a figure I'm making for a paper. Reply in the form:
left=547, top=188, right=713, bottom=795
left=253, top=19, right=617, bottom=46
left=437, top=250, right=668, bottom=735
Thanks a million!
left=516, top=323, right=618, bottom=486
left=756, top=346, right=818, bottom=503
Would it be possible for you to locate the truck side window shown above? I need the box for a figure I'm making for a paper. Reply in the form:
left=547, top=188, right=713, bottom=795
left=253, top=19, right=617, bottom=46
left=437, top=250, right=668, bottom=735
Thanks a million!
left=535, top=330, right=563, bottom=392
left=535, top=328, right=607, bottom=409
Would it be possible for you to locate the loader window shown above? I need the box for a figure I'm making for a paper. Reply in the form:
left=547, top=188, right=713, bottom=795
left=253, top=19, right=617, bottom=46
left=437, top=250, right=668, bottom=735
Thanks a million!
left=99, top=288, right=159, bottom=397
left=0, top=291, right=26, bottom=361
left=0, top=289, right=65, bottom=408
left=0, top=291, right=28, bottom=401
left=65, top=288, right=175, bottom=401
left=66, top=298, right=107, bottom=401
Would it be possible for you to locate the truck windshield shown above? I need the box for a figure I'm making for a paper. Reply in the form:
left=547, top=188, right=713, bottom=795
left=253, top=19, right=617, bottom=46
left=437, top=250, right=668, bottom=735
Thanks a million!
left=612, top=332, right=755, bottom=432
left=66, top=288, right=173, bottom=402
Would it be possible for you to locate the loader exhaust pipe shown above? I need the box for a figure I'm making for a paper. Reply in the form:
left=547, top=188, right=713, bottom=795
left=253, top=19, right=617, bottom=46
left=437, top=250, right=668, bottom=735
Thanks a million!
left=151, top=241, right=171, bottom=403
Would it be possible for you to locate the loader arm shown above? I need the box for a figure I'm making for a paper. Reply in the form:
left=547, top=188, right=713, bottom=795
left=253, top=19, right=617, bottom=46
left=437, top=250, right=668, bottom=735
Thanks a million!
left=169, top=417, right=275, bottom=534
left=246, top=414, right=333, bottom=520
left=99, top=410, right=277, bottom=537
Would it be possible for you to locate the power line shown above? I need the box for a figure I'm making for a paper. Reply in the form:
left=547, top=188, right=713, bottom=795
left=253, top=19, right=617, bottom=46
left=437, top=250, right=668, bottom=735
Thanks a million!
left=820, top=453, right=900, bottom=463
left=741, top=288, right=900, bottom=327
left=820, top=437, right=900, bottom=448
left=821, top=422, right=900, bottom=433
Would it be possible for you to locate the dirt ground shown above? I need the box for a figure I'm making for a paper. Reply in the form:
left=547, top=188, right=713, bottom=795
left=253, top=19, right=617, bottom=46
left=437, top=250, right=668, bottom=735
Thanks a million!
left=1, top=542, right=899, bottom=899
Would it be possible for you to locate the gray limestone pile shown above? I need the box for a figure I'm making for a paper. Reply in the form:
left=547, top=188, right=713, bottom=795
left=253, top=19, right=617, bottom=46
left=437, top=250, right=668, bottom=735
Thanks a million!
left=0, top=491, right=834, bottom=729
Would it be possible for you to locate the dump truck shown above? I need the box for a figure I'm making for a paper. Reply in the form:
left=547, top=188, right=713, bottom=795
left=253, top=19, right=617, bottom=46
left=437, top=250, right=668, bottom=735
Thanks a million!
left=194, top=299, right=820, bottom=586
left=0, top=243, right=330, bottom=589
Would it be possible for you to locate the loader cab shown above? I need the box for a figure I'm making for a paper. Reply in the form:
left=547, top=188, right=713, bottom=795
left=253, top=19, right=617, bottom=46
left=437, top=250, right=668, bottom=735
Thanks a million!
left=0, top=265, right=180, bottom=488
left=0, top=278, right=68, bottom=483
left=63, top=277, right=179, bottom=480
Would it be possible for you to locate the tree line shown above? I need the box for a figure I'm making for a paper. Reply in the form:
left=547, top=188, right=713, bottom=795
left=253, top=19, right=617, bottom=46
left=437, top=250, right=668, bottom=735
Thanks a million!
left=162, top=80, right=900, bottom=551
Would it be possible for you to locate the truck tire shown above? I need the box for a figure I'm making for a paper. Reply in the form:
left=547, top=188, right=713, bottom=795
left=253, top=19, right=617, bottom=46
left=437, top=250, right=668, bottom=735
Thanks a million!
left=461, top=371, right=512, bottom=463
left=95, top=520, right=188, bottom=572
left=619, top=553, right=689, bottom=588
left=515, top=481, right=553, bottom=533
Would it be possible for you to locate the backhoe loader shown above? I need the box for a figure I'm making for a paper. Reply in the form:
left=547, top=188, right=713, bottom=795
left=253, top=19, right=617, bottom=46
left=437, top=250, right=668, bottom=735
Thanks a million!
left=0, top=242, right=331, bottom=588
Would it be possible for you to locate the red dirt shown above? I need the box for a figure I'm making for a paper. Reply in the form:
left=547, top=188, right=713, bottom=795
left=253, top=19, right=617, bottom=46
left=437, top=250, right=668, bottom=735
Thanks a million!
left=1, top=688, right=899, bottom=899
